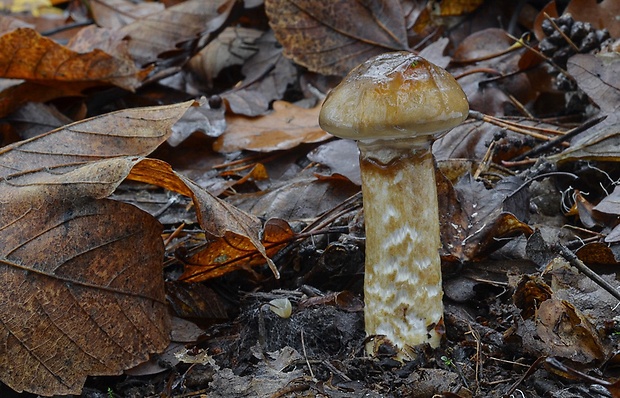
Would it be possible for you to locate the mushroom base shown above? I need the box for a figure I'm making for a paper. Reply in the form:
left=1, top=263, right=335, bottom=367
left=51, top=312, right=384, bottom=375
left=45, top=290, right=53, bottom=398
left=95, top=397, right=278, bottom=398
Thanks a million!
left=359, top=147, right=444, bottom=359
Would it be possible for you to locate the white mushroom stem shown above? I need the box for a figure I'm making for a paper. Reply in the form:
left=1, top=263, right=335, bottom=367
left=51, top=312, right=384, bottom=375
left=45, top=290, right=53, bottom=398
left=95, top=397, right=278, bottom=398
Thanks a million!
left=358, top=137, right=443, bottom=357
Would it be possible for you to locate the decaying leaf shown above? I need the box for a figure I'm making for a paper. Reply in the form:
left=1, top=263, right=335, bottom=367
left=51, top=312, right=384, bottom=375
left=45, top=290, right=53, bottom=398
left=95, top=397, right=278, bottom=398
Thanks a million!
left=0, top=191, right=169, bottom=395
left=551, top=53, right=620, bottom=163
left=265, top=0, right=409, bottom=75
left=228, top=170, right=360, bottom=220
left=564, top=0, right=620, bottom=38
left=188, top=26, right=263, bottom=90
left=437, top=171, right=533, bottom=262
left=0, top=102, right=196, bottom=395
left=118, top=0, right=236, bottom=67
left=180, top=218, right=294, bottom=282
left=221, top=31, right=297, bottom=116
left=127, top=158, right=280, bottom=277
left=90, top=0, right=165, bottom=30
left=536, top=298, right=606, bottom=363
left=213, top=101, right=331, bottom=152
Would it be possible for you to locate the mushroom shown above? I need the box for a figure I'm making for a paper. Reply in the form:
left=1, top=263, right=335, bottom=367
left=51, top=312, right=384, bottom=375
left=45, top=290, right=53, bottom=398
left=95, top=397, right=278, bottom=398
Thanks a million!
left=318, top=51, right=469, bottom=358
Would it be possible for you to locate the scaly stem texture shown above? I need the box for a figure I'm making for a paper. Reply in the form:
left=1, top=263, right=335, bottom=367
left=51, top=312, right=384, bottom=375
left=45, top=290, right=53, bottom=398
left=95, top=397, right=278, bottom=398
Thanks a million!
left=359, top=146, right=443, bottom=356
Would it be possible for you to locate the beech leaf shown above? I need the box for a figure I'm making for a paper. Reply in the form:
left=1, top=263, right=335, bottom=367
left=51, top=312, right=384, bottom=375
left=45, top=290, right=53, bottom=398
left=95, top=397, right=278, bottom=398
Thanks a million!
left=213, top=101, right=331, bottom=153
left=0, top=27, right=148, bottom=91
left=0, top=192, right=169, bottom=395
left=0, top=101, right=195, bottom=183
left=265, top=0, right=409, bottom=75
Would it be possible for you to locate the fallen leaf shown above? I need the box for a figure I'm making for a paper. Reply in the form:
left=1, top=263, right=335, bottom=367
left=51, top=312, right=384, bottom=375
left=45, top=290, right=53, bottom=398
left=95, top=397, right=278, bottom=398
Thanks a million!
left=89, top=0, right=164, bottom=30
left=0, top=101, right=194, bottom=182
left=213, top=101, right=331, bottom=152
left=438, top=172, right=533, bottom=262
left=265, top=0, right=409, bottom=75
left=307, top=139, right=361, bottom=186
left=188, top=26, right=263, bottom=90
left=551, top=53, right=620, bottom=163
left=536, top=298, right=606, bottom=363
left=565, top=0, right=620, bottom=38
left=228, top=170, right=360, bottom=220
left=0, top=191, right=169, bottom=395
left=127, top=158, right=280, bottom=277
left=118, top=0, right=236, bottom=67
left=221, top=31, right=297, bottom=116
left=0, top=27, right=148, bottom=91
left=180, top=218, right=294, bottom=282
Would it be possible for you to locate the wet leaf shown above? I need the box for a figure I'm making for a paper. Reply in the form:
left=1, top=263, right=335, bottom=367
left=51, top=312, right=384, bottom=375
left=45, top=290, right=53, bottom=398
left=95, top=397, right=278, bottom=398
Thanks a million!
left=213, top=101, right=331, bottom=153
left=265, top=0, right=409, bottom=75
left=180, top=218, right=294, bottom=282
left=438, top=172, right=533, bottom=262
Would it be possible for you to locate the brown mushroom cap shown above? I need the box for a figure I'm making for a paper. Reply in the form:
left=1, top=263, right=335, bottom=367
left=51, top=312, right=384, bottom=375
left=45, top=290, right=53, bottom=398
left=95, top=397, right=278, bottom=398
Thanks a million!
left=319, top=51, right=469, bottom=141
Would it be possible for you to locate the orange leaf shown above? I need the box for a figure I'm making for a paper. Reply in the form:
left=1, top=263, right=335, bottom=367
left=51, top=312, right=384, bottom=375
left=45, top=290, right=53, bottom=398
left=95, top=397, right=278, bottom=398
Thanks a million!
left=180, top=218, right=295, bottom=282
left=214, top=101, right=331, bottom=153
left=0, top=27, right=148, bottom=90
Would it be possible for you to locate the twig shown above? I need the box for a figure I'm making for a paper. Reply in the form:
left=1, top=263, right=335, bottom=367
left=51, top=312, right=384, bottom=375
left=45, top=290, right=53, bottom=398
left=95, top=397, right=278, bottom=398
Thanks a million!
left=468, top=110, right=560, bottom=141
left=503, top=356, right=547, bottom=397
left=555, top=243, right=620, bottom=302
left=300, top=329, right=315, bottom=380
left=512, top=116, right=607, bottom=161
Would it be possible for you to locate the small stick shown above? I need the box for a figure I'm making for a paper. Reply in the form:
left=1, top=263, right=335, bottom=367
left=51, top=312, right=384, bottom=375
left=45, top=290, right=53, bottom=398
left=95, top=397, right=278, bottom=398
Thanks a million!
left=512, top=116, right=607, bottom=161
left=469, top=110, right=558, bottom=141
left=555, top=243, right=620, bottom=302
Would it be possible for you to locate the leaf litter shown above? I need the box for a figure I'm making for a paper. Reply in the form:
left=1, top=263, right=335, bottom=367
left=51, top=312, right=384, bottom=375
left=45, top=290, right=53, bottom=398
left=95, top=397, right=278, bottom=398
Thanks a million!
left=1, top=0, right=620, bottom=397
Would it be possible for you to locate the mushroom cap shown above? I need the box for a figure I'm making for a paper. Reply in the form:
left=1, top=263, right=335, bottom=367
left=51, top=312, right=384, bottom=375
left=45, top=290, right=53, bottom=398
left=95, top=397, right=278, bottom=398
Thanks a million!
left=319, top=51, right=469, bottom=141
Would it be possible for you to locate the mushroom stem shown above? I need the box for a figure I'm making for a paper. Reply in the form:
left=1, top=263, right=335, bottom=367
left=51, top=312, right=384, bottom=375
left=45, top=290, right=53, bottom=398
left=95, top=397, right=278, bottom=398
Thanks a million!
left=358, top=138, right=443, bottom=356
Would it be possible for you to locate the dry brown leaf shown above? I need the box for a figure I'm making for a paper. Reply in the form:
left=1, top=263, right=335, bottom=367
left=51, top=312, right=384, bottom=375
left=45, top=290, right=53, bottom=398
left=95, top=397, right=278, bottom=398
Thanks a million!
left=90, top=0, right=164, bottom=30
left=180, top=218, right=294, bottom=282
left=127, top=158, right=279, bottom=277
left=536, top=298, right=606, bottom=363
left=0, top=27, right=148, bottom=91
left=221, top=31, right=297, bottom=116
left=213, top=101, right=331, bottom=153
left=0, top=189, right=169, bottom=395
left=265, top=0, right=409, bottom=75
left=0, top=101, right=194, bottom=183
left=118, top=0, right=236, bottom=67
